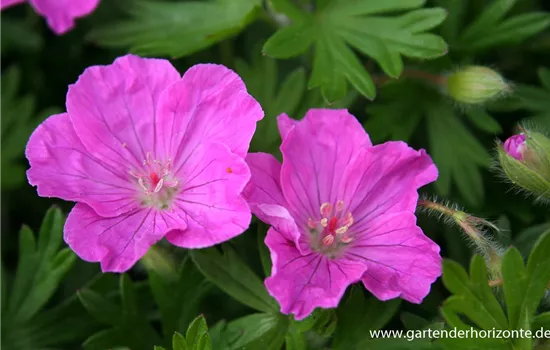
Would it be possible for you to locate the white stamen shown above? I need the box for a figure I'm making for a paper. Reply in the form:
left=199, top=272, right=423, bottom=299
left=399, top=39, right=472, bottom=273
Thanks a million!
left=138, top=177, right=148, bottom=192
left=335, top=226, right=348, bottom=235
left=154, top=178, right=164, bottom=193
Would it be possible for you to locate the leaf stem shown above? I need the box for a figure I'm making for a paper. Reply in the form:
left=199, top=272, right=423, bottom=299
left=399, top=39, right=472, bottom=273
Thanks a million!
left=373, top=69, right=447, bottom=86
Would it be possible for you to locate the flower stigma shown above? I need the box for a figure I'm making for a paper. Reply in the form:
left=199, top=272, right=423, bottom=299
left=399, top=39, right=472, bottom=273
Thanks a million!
left=308, top=200, right=355, bottom=257
left=130, top=152, right=179, bottom=210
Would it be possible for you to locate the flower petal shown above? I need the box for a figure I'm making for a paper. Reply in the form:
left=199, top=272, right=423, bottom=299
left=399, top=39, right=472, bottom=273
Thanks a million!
left=29, top=0, right=100, bottom=34
left=243, top=152, right=304, bottom=251
left=265, top=227, right=366, bottom=320
left=243, top=153, right=286, bottom=219
left=346, top=212, right=441, bottom=303
left=66, top=54, right=181, bottom=171
left=26, top=113, right=137, bottom=217
left=279, top=109, right=371, bottom=225
left=277, top=113, right=298, bottom=141
left=64, top=203, right=187, bottom=272
left=1, top=0, right=25, bottom=10
left=343, top=141, right=437, bottom=233
left=165, top=142, right=251, bottom=248
left=156, top=64, right=263, bottom=163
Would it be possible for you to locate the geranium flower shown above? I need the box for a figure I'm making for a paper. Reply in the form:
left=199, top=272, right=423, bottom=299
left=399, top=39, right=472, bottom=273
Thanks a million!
left=26, top=54, right=263, bottom=272
left=1, top=0, right=100, bottom=35
left=244, top=109, right=441, bottom=320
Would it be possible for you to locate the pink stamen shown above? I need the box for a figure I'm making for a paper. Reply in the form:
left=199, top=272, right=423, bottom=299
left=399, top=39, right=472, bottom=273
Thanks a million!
left=320, top=202, right=333, bottom=217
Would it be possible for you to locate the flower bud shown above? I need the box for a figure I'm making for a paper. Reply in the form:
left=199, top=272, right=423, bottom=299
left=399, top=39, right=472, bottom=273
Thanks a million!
left=445, top=66, right=511, bottom=104
left=498, top=130, right=550, bottom=202
left=503, top=133, right=526, bottom=160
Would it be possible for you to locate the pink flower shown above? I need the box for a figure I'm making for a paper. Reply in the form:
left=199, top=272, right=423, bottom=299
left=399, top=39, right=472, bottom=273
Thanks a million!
left=503, top=133, right=526, bottom=161
left=26, top=54, right=263, bottom=272
left=1, top=0, right=100, bottom=35
left=244, top=109, right=441, bottom=320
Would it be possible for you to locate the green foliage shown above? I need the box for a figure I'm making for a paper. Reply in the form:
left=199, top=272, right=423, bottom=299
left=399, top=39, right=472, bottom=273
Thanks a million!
left=451, top=0, right=550, bottom=51
left=439, top=231, right=550, bottom=349
left=90, top=0, right=261, bottom=57
left=154, top=315, right=213, bottom=350
left=1, top=66, right=59, bottom=189
left=191, top=244, right=279, bottom=313
left=495, top=67, right=550, bottom=124
left=366, top=79, right=497, bottom=206
left=1, top=207, right=105, bottom=350
left=79, top=275, right=163, bottom=350
left=235, top=51, right=307, bottom=153
left=264, top=0, right=448, bottom=101
left=332, top=287, right=401, bottom=349
left=147, top=256, right=211, bottom=340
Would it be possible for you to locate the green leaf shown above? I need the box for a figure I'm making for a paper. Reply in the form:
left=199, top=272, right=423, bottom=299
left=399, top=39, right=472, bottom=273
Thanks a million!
left=236, top=51, right=307, bottom=153
left=492, top=66, right=550, bottom=125
left=441, top=257, right=508, bottom=331
left=464, top=108, right=502, bottom=134
left=120, top=274, right=139, bottom=321
left=264, top=0, right=447, bottom=100
left=457, top=0, right=550, bottom=51
left=77, top=289, right=124, bottom=326
left=173, top=332, right=188, bottom=350
left=262, top=22, right=315, bottom=59
left=285, top=331, right=306, bottom=350
left=1, top=66, right=35, bottom=189
left=523, top=232, right=550, bottom=322
left=191, top=245, right=278, bottom=313
left=147, top=256, right=211, bottom=339
left=225, top=313, right=288, bottom=350
left=90, top=0, right=261, bottom=57
left=361, top=338, right=441, bottom=349
left=400, top=312, right=431, bottom=330
left=511, top=223, right=550, bottom=256
left=426, top=101, right=490, bottom=206
left=7, top=208, right=77, bottom=324
left=533, top=312, right=550, bottom=330
left=186, top=315, right=208, bottom=349
left=83, top=329, right=124, bottom=350
left=333, top=287, right=401, bottom=349
left=501, top=247, right=527, bottom=330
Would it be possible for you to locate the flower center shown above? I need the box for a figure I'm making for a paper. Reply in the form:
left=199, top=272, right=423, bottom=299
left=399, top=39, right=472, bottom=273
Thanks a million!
left=307, top=200, right=354, bottom=257
left=130, top=152, right=179, bottom=210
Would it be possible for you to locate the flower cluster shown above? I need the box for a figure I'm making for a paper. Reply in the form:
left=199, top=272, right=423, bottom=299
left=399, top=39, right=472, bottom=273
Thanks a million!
left=26, top=54, right=442, bottom=320
left=1, top=0, right=99, bottom=34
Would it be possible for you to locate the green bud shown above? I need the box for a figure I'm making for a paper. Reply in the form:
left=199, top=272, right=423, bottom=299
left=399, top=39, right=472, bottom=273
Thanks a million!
left=498, top=130, right=550, bottom=202
left=446, top=66, right=511, bottom=104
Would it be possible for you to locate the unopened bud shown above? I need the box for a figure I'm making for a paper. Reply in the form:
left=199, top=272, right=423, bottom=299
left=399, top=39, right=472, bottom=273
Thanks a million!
left=498, top=130, right=550, bottom=202
left=446, top=66, right=511, bottom=104
left=503, top=133, right=526, bottom=160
